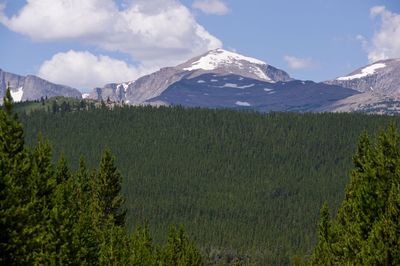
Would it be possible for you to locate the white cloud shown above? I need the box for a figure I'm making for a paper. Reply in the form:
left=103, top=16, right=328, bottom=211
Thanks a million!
left=38, top=50, right=153, bottom=90
left=284, top=55, right=315, bottom=70
left=0, top=0, right=222, bottom=88
left=0, top=0, right=116, bottom=40
left=367, top=6, right=400, bottom=62
left=193, top=0, right=229, bottom=15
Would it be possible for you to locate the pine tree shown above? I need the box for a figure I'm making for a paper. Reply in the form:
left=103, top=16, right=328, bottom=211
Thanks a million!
left=309, top=203, right=335, bottom=265
left=26, top=136, right=57, bottom=264
left=130, top=224, right=158, bottom=265
left=48, top=156, right=75, bottom=264
left=162, top=226, right=203, bottom=266
left=310, top=125, right=400, bottom=265
left=95, top=149, right=126, bottom=227
left=71, top=159, right=100, bottom=265
left=0, top=83, right=31, bottom=264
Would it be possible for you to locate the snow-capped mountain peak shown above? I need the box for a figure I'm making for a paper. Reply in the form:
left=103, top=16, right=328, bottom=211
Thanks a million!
left=182, top=48, right=270, bottom=80
left=90, top=48, right=293, bottom=104
left=183, top=48, right=267, bottom=71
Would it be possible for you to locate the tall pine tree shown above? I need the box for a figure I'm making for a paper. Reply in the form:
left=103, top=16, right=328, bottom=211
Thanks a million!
left=310, top=126, right=400, bottom=265
left=95, top=149, right=126, bottom=227
left=0, top=82, right=31, bottom=264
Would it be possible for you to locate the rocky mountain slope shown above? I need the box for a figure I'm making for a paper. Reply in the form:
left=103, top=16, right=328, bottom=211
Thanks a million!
left=0, top=69, right=81, bottom=103
left=90, top=49, right=358, bottom=112
left=323, top=59, right=400, bottom=113
left=89, top=49, right=293, bottom=103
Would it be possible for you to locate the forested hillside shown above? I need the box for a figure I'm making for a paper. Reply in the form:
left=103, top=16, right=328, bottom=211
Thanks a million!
left=1, top=91, right=202, bottom=265
left=19, top=104, right=400, bottom=265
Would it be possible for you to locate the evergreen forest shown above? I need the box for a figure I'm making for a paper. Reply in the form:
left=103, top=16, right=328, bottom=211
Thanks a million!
left=13, top=97, right=400, bottom=265
left=1, top=90, right=202, bottom=265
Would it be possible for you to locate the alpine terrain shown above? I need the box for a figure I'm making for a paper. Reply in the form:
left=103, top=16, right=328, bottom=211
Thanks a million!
left=324, top=58, right=400, bottom=114
left=0, top=68, right=82, bottom=103
left=89, top=49, right=359, bottom=112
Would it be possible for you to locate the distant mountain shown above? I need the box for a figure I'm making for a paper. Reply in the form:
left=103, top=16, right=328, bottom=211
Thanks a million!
left=0, top=69, right=81, bottom=103
left=323, top=59, right=400, bottom=114
left=90, top=49, right=358, bottom=112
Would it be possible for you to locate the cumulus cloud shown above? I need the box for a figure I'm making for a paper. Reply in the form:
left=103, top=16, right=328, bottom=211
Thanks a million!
left=367, top=6, right=400, bottom=62
left=0, top=0, right=222, bottom=88
left=193, top=0, right=229, bottom=15
left=284, top=55, right=315, bottom=70
left=38, top=50, right=153, bottom=90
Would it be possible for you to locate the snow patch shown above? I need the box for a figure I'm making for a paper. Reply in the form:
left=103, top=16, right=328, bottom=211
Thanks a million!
left=264, top=88, right=273, bottom=92
left=122, top=82, right=130, bottom=92
left=211, top=79, right=218, bottom=82
left=11, top=87, right=23, bottom=102
left=183, top=49, right=270, bottom=81
left=235, top=101, right=251, bottom=106
left=337, top=63, right=386, bottom=81
left=197, top=80, right=206, bottom=83
left=82, top=93, right=90, bottom=99
left=220, top=83, right=255, bottom=89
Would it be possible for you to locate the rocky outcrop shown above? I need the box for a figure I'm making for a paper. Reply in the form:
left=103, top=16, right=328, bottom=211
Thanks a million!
left=0, top=68, right=81, bottom=103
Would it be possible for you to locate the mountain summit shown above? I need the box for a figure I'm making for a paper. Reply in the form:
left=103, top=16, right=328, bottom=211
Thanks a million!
left=323, top=59, right=400, bottom=114
left=326, top=58, right=400, bottom=94
left=89, top=49, right=293, bottom=105
left=177, top=48, right=291, bottom=82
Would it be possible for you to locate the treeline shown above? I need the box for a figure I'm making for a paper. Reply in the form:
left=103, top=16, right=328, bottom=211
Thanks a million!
left=13, top=96, right=96, bottom=115
left=18, top=100, right=400, bottom=264
left=1, top=90, right=202, bottom=264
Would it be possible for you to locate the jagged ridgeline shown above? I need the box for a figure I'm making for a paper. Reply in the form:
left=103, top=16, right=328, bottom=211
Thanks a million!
left=19, top=103, right=400, bottom=265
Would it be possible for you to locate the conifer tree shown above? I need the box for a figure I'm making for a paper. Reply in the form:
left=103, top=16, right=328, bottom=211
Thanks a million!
left=130, top=224, right=158, bottom=265
left=95, top=149, right=126, bottom=226
left=310, top=126, right=400, bottom=265
left=0, top=83, right=31, bottom=264
left=27, top=136, right=57, bottom=264
left=162, top=226, right=203, bottom=266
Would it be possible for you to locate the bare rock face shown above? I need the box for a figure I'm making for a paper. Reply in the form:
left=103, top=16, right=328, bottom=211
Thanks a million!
left=323, top=59, right=400, bottom=114
left=325, top=59, right=400, bottom=94
left=0, top=69, right=81, bottom=103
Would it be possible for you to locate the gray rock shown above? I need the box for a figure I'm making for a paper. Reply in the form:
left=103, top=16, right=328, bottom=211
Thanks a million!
left=324, top=58, right=400, bottom=113
left=0, top=68, right=81, bottom=103
left=326, top=59, right=400, bottom=94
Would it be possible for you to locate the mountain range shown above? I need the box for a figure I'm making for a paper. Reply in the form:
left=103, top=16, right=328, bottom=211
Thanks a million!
left=2, top=49, right=400, bottom=114
left=0, top=68, right=81, bottom=104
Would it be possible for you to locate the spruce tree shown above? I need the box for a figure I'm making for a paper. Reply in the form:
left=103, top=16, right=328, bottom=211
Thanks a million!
left=310, top=126, right=400, bottom=265
left=0, top=83, right=31, bottom=264
left=95, top=149, right=126, bottom=226
left=162, top=226, right=203, bottom=266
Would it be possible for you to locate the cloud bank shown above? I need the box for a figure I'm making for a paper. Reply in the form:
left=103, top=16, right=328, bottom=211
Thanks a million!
left=193, top=0, right=229, bottom=15
left=0, top=0, right=222, bottom=89
left=38, top=50, right=154, bottom=89
left=367, top=6, right=400, bottom=62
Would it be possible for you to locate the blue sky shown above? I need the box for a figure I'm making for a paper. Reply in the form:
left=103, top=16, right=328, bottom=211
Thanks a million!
left=0, top=0, right=399, bottom=91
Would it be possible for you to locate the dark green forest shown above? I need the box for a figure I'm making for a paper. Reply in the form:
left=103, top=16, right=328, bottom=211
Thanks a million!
left=16, top=101, right=400, bottom=265
left=1, top=91, right=202, bottom=265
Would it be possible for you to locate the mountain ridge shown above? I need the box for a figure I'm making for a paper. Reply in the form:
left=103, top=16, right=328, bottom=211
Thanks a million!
left=0, top=68, right=82, bottom=103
